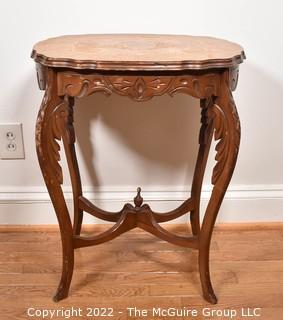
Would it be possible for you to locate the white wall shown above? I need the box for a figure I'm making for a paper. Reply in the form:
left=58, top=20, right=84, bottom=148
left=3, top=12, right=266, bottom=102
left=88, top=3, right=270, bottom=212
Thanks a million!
left=0, top=0, right=283, bottom=224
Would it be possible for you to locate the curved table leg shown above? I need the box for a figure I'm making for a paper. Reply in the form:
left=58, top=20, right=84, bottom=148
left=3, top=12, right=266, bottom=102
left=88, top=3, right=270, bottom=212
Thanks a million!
left=199, top=70, right=241, bottom=304
left=59, top=96, right=83, bottom=236
left=190, top=98, right=214, bottom=236
left=35, top=68, right=74, bottom=302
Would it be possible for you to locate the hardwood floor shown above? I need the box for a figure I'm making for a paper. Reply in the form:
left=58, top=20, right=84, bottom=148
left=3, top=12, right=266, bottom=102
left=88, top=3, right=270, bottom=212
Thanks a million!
left=0, top=223, right=282, bottom=319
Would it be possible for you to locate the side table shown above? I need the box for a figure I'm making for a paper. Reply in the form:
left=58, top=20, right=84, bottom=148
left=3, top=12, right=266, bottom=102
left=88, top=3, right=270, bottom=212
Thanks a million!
left=31, top=34, right=245, bottom=304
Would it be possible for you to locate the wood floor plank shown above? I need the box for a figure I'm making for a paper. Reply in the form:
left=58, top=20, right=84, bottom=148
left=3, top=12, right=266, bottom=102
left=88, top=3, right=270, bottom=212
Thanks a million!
left=0, top=223, right=282, bottom=319
left=19, top=260, right=283, bottom=275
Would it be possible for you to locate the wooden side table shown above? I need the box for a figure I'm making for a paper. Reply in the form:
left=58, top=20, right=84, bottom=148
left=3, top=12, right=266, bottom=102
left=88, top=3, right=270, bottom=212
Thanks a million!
left=31, top=34, right=245, bottom=304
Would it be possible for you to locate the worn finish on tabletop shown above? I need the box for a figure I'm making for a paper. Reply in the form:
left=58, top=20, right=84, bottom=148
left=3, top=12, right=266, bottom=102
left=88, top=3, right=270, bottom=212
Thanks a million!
left=32, top=34, right=245, bottom=70
left=31, top=34, right=245, bottom=304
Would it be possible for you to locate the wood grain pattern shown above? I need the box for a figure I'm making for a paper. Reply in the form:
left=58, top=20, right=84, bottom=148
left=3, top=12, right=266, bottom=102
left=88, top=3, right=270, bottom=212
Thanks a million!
left=32, top=34, right=244, bottom=305
left=31, top=34, right=245, bottom=71
left=0, top=225, right=282, bottom=320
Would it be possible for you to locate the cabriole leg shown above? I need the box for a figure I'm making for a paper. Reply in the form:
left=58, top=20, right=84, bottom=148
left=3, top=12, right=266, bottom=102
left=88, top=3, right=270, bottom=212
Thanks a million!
left=59, top=96, right=83, bottom=236
left=35, top=68, right=74, bottom=302
left=198, top=70, right=241, bottom=304
left=190, top=98, right=214, bottom=236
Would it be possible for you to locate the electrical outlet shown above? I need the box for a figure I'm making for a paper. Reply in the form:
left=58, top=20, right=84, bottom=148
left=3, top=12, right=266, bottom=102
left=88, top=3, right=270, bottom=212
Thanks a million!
left=0, top=123, right=25, bottom=159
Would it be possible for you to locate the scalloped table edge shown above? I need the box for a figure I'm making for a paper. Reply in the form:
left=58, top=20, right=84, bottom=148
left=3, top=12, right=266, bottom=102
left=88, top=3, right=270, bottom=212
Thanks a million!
left=31, top=50, right=246, bottom=71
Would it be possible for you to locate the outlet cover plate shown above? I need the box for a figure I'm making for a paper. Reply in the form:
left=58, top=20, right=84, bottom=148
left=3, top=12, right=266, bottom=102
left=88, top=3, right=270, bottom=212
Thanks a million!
left=0, top=123, right=25, bottom=159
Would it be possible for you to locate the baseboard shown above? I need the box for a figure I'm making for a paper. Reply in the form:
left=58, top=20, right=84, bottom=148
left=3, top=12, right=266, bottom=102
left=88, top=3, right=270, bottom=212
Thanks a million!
left=0, top=184, right=282, bottom=224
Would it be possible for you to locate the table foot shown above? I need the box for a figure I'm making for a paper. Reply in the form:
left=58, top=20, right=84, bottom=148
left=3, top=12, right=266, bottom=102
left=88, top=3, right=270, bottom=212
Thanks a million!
left=52, top=247, right=74, bottom=302
left=53, top=283, right=72, bottom=302
left=203, top=292, right=218, bottom=305
left=53, top=287, right=68, bottom=302
left=199, top=246, right=218, bottom=304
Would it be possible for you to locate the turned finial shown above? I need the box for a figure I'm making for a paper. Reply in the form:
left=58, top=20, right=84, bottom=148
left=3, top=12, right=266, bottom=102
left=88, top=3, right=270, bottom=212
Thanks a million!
left=134, top=187, right=143, bottom=207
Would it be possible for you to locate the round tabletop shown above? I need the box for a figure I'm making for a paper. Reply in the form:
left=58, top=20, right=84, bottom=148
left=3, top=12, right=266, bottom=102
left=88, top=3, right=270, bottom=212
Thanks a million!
left=31, top=34, right=245, bottom=71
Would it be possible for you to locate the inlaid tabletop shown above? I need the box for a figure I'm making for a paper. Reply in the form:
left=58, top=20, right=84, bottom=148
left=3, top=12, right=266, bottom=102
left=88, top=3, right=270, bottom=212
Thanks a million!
left=31, top=34, right=245, bottom=71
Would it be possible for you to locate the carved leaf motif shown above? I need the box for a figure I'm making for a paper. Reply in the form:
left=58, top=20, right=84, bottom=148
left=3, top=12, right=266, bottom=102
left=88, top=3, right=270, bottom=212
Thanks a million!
left=48, top=102, right=66, bottom=185
left=36, top=96, right=74, bottom=186
left=199, top=98, right=213, bottom=145
left=206, top=104, right=228, bottom=185
left=109, top=78, right=132, bottom=92
left=35, top=98, right=64, bottom=185
left=57, top=73, right=220, bottom=101
left=58, top=75, right=112, bottom=97
left=225, top=75, right=241, bottom=163
left=49, top=102, right=76, bottom=185
left=35, top=109, right=45, bottom=159
left=207, top=76, right=240, bottom=185
left=168, top=77, right=193, bottom=97
left=148, top=78, right=170, bottom=91
left=65, top=80, right=91, bottom=97
left=58, top=105, right=75, bottom=145
left=133, top=78, right=147, bottom=99
left=106, top=76, right=173, bottom=101
left=168, top=75, right=219, bottom=99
